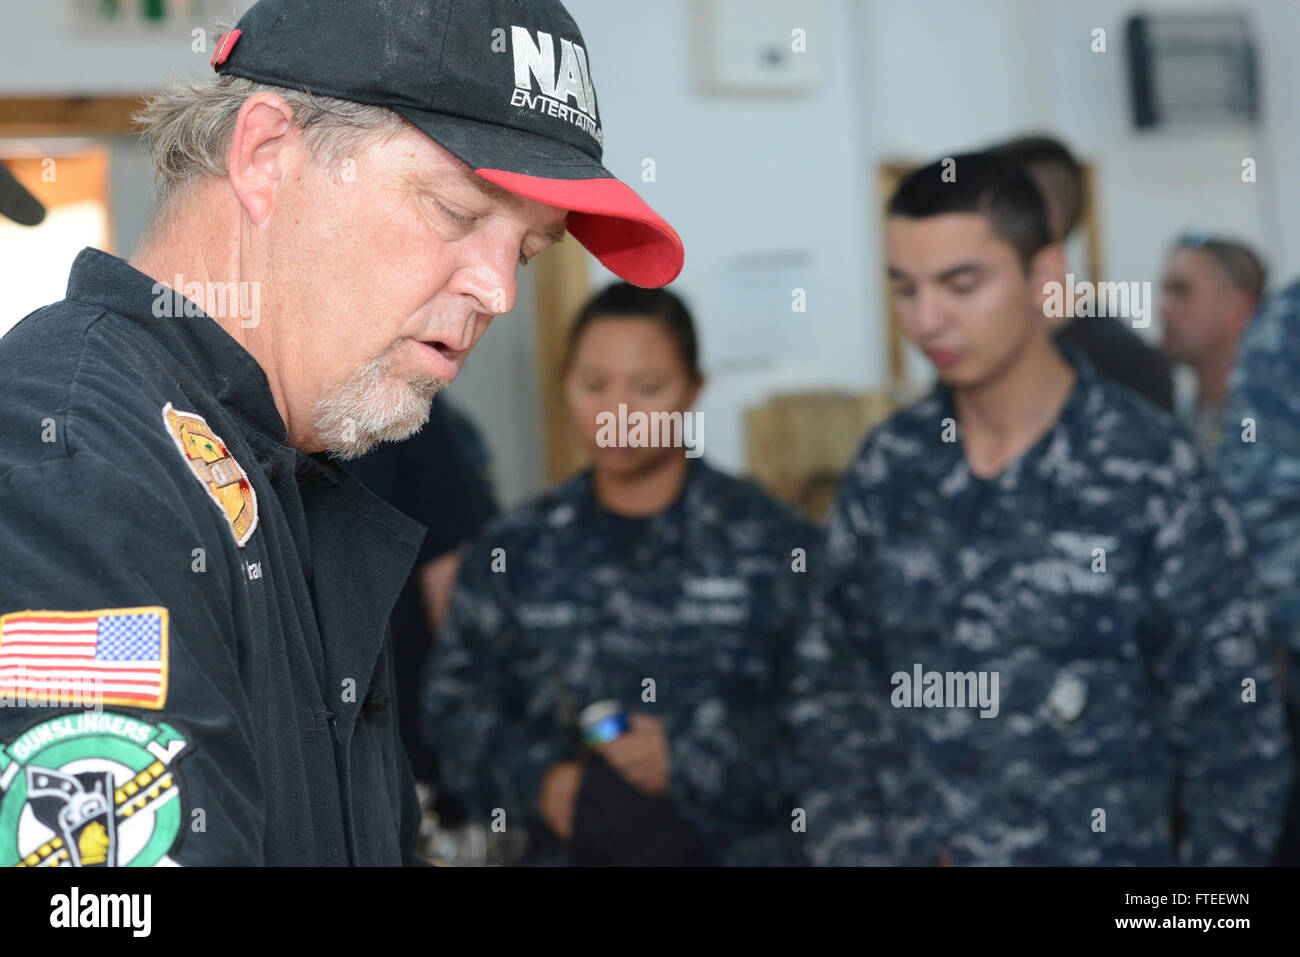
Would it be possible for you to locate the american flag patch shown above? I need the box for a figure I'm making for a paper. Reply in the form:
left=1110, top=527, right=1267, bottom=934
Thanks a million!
left=0, top=607, right=169, bottom=710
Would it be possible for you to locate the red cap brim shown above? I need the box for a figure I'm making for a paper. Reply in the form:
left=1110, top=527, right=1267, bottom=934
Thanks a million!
left=474, top=169, right=684, bottom=288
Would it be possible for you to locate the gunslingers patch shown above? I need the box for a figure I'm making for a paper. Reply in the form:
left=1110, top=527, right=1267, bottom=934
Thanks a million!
left=0, top=712, right=191, bottom=867
left=162, top=402, right=258, bottom=547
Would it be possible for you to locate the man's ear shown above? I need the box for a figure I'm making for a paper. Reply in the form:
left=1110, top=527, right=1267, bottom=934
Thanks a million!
left=227, top=93, right=297, bottom=225
left=1232, top=292, right=1261, bottom=333
left=1028, top=242, right=1067, bottom=315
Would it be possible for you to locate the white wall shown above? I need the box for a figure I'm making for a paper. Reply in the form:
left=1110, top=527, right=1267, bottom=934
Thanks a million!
left=0, top=1, right=227, bottom=94
left=1040, top=0, right=1297, bottom=307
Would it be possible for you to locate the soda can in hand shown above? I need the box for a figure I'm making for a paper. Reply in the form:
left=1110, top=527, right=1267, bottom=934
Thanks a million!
left=580, top=700, right=629, bottom=747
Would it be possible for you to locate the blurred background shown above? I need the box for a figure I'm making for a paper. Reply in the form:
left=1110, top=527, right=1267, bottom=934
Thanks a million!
left=1, top=0, right=1291, bottom=513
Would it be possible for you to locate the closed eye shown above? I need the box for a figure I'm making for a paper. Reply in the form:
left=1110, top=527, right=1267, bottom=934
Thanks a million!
left=435, top=201, right=478, bottom=228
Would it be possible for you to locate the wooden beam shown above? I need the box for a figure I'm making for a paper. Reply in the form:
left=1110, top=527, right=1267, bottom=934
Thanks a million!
left=1080, top=162, right=1105, bottom=281
left=531, top=239, right=591, bottom=483
left=0, top=97, right=146, bottom=137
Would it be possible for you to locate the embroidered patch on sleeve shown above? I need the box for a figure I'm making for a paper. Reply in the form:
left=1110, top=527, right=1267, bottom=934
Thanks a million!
left=0, top=607, right=170, bottom=710
left=162, top=402, right=259, bottom=547
left=0, top=712, right=191, bottom=867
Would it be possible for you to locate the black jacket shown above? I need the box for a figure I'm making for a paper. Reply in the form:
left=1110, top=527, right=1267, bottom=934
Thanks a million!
left=1055, top=315, right=1174, bottom=413
left=0, top=248, right=423, bottom=865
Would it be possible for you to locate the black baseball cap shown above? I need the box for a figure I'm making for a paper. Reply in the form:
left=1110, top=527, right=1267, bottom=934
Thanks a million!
left=212, top=0, right=683, bottom=288
left=0, top=162, right=45, bottom=227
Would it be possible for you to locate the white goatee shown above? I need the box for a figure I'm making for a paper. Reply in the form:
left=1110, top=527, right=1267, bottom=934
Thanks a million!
left=313, top=349, right=447, bottom=459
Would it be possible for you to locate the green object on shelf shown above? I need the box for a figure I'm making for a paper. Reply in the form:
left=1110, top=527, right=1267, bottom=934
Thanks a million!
left=143, top=0, right=165, bottom=21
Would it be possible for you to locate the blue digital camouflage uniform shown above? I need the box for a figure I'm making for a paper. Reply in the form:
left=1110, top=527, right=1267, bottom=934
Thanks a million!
left=1218, top=279, right=1300, bottom=653
left=792, top=343, right=1291, bottom=866
left=421, top=457, right=816, bottom=864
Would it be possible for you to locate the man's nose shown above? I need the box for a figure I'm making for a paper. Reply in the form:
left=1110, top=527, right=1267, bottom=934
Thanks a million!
left=910, top=286, right=947, bottom=338
left=451, top=234, right=521, bottom=318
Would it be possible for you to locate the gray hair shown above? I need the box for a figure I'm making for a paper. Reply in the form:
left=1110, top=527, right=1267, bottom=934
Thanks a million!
left=133, top=72, right=406, bottom=217
left=1174, top=231, right=1268, bottom=301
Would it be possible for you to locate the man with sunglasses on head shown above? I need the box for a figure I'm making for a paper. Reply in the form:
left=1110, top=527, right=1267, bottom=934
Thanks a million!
left=1160, top=232, right=1266, bottom=452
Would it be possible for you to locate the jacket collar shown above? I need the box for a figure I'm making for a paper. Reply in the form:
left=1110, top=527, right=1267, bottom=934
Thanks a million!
left=64, top=247, right=288, bottom=443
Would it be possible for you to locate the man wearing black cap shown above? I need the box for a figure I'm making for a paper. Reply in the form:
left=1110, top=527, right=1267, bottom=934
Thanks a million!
left=0, top=0, right=682, bottom=867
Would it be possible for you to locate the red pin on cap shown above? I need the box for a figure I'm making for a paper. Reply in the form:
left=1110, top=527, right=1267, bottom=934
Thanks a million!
left=210, top=30, right=241, bottom=69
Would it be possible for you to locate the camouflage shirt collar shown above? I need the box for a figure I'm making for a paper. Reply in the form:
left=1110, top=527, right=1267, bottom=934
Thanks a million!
left=927, top=339, right=1100, bottom=487
left=572, top=455, right=712, bottom=532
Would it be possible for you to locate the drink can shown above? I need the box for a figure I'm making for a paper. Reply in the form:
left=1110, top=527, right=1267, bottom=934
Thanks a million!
left=580, top=700, right=629, bottom=747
